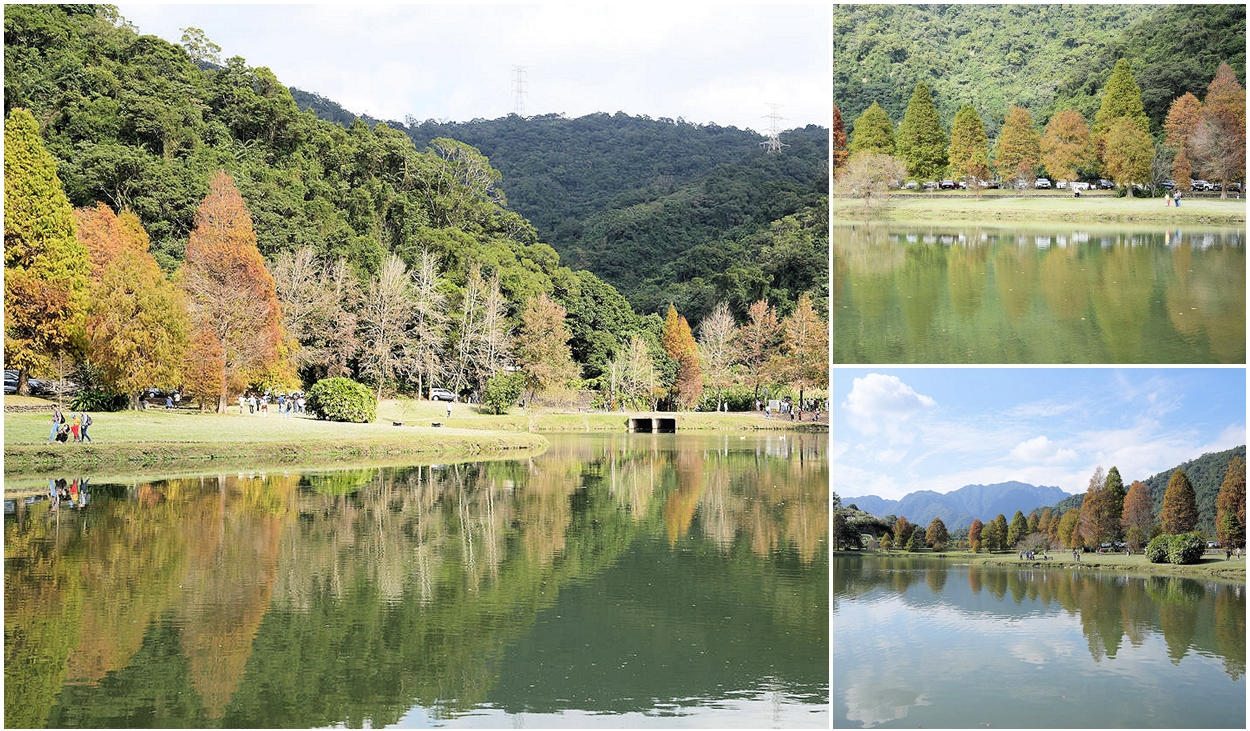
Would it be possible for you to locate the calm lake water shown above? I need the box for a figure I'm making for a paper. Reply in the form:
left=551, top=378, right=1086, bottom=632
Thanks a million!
left=5, top=433, right=828, bottom=729
left=833, top=556, right=1246, bottom=728
left=833, top=223, right=1246, bottom=363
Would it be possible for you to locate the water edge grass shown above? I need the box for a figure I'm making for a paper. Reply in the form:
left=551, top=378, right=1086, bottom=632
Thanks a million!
left=834, top=193, right=1247, bottom=226
left=832, top=549, right=1247, bottom=581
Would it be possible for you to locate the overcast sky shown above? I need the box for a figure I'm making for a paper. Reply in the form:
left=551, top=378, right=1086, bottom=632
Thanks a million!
left=834, top=368, right=1247, bottom=502
left=114, top=4, right=829, bottom=133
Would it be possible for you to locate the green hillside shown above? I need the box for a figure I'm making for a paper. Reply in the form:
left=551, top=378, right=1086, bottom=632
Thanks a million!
left=1050, top=446, right=1247, bottom=532
left=833, top=4, right=1246, bottom=138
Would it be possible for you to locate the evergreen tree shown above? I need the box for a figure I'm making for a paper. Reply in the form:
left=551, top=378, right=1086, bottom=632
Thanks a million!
left=4, top=107, right=90, bottom=395
left=926, top=517, right=949, bottom=550
left=1105, top=466, right=1126, bottom=541
left=1093, top=58, right=1151, bottom=155
left=1102, top=118, right=1155, bottom=192
left=1007, top=510, right=1029, bottom=548
left=981, top=518, right=1002, bottom=551
left=905, top=529, right=920, bottom=552
left=1027, top=511, right=1039, bottom=535
left=1040, top=110, right=1095, bottom=183
left=1215, top=455, right=1246, bottom=549
left=993, top=107, right=1041, bottom=189
left=993, top=513, right=1009, bottom=548
left=832, top=104, right=849, bottom=171
left=947, top=105, right=990, bottom=187
left=896, top=82, right=948, bottom=180
left=848, top=101, right=895, bottom=156
left=1160, top=469, right=1199, bottom=534
left=832, top=512, right=848, bottom=551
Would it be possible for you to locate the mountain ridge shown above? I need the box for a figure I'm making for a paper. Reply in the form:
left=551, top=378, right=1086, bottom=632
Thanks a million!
left=843, top=481, right=1073, bottom=531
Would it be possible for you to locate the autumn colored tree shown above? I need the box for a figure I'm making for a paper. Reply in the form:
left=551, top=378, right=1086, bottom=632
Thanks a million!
left=1027, top=511, right=1039, bottom=535
left=994, top=106, right=1041, bottom=190
left=1215, top=455, right=1246, bottom=549
left=896, top=81, right=948, bottom=181
left=1105, top=467, right=1126, bottom=539
left=926, top=517, right=949, bottom=550
left=181, top=170, right=286, bottom=413
left=662, top=304, right=701, bottom=409
left=1080, top=466, right=1122, bottom=547
left=848, top=101, right=895, bottom=156
left=776, top=291, right=827, bottom=407
left=1058, top=507, right=1082, bottom=548
left=514, top=292, right=579, bottom=400
left=947, top=104, right=990, bottom=189
left=833, top=150, right=909, bottom=212
left=1007, top=510, right=1028, bottom=548
left=1040, top=110, right=1095, bottom=183
left=832, top=104, right=849, bottom=172
left=76, top=204, right=188, bottom=407
left=4, top=107, right=90, bottom=395
left=1101, top=118, right=1155, bottom=193
left=1163, top=92, right=1203, bottom=151
left=1192, top=62, right=1246, bottom=199
left=1093, top=58, right=1150, bottom=157
left=1121, top=480, right=1154, bottom=539
left=1172, top=146, right=1194, bottom=193
left=968, top=518, right=984, bottom=553
left=697, top=302, right=737, bottom=411
left=737, top=298, right=781, bottom=401
left=1160, top=469, right=1199, bottom=535
left=892, top=516, right=913, bottom=549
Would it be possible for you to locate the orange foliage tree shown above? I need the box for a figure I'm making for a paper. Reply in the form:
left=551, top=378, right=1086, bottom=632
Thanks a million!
left=181, top=170, right=286, bottom=412
left=662, top=304, right=702, bottom=410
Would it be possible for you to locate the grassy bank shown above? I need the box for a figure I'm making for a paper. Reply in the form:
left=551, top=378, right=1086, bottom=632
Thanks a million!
left=834, top=193, right=1247, bottom=226
left=835, top=549, right=1246, bottom=581
left=4, top=396, right=822, bottom=476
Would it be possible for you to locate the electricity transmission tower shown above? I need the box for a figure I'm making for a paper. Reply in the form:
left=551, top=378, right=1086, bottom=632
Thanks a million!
left=760, top=103, right=787, bottom=153
left=511, top=66, right=528, bottom=117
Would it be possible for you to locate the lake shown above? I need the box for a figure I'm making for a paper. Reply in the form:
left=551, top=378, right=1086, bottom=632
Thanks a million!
left=4, top=433, right=828, bottom=728
left=833, top=223, right=1246, bottom=363
left=833, top=556, right=1246, bottom=728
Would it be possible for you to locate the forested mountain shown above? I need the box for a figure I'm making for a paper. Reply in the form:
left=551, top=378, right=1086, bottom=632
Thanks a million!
left=4, top=4, right=827, bottom=407
left=843, top=482, right=1072, bottom=530
left=284, top=109, right=830, bottom=324
left=1049, top=446, right=1247, bottom=532
left=833, top=4, right=1246, bottom=138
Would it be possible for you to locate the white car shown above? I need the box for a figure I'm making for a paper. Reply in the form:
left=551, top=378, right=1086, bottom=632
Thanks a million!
left=1035, top=178, right=1052, bottom=189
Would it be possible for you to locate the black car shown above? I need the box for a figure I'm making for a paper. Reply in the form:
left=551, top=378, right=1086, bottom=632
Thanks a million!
left=938, top=180, right=958, bottom=189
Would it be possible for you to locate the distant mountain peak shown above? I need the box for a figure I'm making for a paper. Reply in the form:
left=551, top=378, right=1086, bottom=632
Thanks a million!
left=843, top=482, right=1073, bottom=530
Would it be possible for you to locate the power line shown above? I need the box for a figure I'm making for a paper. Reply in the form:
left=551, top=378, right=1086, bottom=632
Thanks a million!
left=760, top=103, right=787, bottom=153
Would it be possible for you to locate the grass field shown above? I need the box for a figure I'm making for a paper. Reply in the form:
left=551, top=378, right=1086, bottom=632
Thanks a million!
left=834, top=192, right=1247, bottom=226
left=835, top=548, right=1247, bottom=581
left=3, top=396, right=823, bottom=477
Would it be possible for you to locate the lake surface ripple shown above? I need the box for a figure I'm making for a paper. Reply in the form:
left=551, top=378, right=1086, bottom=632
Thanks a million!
left=833, top=556, right=1246, bottom=728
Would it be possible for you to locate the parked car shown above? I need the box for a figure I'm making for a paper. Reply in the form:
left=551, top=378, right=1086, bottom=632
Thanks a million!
left=922, top=181, right=939, bottom=190
left=1191, top=180, right=1211, bottom=191
left=1098, top=179, right=1115, bottom=189
left=429, top=387, right=456, bottom=402
left=938, top=180, right=958, bottom=189
left=1211, top=183, right=1223, bottom=191
left=1228, top=182, right=1243, bottom=193
left=958, top=180, right=968, bottom=189
left=1035, top=178, right=1052, bottom=189
left=1161, top=179, right=1175, bottom=190
left=1208, top=541, right=1220, bottom=549
left=1071, top=181, right=1091, bottom=190
left=4, top=374, right=17, bottom=394
left=1056, top=180, right=1067, bottom=189
left=904, top=180, right=919, bottom=190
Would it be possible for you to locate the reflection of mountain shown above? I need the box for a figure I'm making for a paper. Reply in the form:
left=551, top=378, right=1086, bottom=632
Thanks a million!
left=834, top=557, right=1245, bottom=678
left=834, top=225, right=1246, bottom=363
left=5, top=434, right=827, bottom=728
left=844, top=481, right=1071, bottom=530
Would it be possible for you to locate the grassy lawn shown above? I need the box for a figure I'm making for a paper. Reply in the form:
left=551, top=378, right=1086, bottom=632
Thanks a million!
left=4, top=396, right=823, bottom=477
left=834, top=192, right=1247, bottom=225
left=837, top=548, right=1246, bottom=581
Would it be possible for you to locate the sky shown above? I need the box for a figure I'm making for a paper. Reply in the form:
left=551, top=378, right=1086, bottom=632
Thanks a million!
left=833, top=368, right=1248, bottom=502
left=113, top=4, right=830, bottom=133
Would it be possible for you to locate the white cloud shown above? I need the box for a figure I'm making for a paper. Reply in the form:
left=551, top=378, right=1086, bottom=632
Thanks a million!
left=1009, top=436, right=1078, bottom=464
left=842, top=374, right=936, bottom=438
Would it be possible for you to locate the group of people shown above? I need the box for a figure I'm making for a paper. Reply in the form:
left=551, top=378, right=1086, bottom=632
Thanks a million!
left=1018, top=549, right=1048, bottom=560
left=47, top=477, right=89, bottom=511
left=1225, top=547, right=1242, bottom=560
left=238, top=392, right=305, bottom=418
left=1165, top=190, right=1184, bottom=206
left=758, top=398, right=825, bottom=422
left=47, top=406, right=92, bottom=443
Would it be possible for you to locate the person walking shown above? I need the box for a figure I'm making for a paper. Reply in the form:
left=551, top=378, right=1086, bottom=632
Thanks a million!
left=248, top=394, right=256, bottom=414
left=1165, top=190, right=1172, bottom=207
left=69, top=413, right=81, bottom=442
left=1174, top=189, right=1182, bottom=207
left=48, top=406, right=63, bottom=441
left=79, top=411, right=92, bottom=443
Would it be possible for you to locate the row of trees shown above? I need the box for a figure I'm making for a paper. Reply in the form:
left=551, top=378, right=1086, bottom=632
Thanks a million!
left=834, top=59, right=1245, bottom=200
left=6, top=106, right=826, bottom=413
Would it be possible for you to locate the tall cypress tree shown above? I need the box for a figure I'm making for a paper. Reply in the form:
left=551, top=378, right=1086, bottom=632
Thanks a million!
left=4, top=107, right=90, bottom=394
left=1093, top=59, right=1150, bottom=154
left=1160, top=469, right=1199, bottom=535
left=848, top=101, right=895, bottom=156
left=1105, top=466, right=1126, bottom=542
left=994, top=107, right=1042, bottom=188
left=1216, top=455, right=1246, bottom=549
left=832, top=105, right=849, bottom=171
left=948, top=105, right=990, bottom=186
left=896, top=81, right=948, bottom=180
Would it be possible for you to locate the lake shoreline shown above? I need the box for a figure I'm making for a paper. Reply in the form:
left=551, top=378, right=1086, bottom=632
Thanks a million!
left=833, top=549, right=1248, bottom=582
left=834, top=194, right=1248, bottom=225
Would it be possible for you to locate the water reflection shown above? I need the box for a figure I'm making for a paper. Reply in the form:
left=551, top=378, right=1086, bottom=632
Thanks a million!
left=833, top=223, right=1246, bottom=363
left=6, top=434, right=827, bottom=728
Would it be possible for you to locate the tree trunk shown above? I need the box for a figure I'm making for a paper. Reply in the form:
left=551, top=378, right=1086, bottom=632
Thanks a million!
left=17, top=369, right=29, bottom=396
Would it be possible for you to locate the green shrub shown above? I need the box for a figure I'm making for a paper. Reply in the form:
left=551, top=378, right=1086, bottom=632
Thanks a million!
left=306, top=377, right=376, bottom=423
left=71, top=388, right=129, bottom=412
left=1145, top=535, right=1170, bottom=563
left=481, top=372, right=525, bottom=415
left=1166, top=532, right=1205, bottom=565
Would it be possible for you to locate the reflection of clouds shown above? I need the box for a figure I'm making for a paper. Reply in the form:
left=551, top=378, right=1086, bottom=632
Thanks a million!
left=842, top=680, right=930, bottom=728
left=1008, top=638, right=1075, bottom=666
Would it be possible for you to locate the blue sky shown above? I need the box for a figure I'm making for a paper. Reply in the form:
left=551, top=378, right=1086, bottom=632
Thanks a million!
left=833, top=368, right=1247, bottom=502
left=114, top=4, right=829, bottom=133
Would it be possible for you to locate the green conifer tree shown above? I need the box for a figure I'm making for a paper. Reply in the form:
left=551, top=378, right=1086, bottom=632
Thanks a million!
left=948, top=105, right=990, bottom=186
left=848, top=102, right=895, bottom=156
left=896, top=82, right=948, bottom=181
left=1105, top=466, right=1126, bottom=541
left=1093, top=58, right=1150, bottom=155
left=4, top=107, right=90, bottom=394
left=1008, top=510, right=1029, bottom=548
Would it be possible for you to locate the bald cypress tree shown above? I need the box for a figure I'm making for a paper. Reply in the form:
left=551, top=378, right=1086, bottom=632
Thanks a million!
left=897, top=82, right=948, bottom=181
left=1216, top=455, right=1246, bottom=549
left=994, top=107, right=1041, bottom=190
left=832, top=104, right=849, bottom=172
left=849, top=102, right=895, bottom=156
left=4, top=108, right=90, bottom=395
left=948, top=104, right=990, bottom=188
left=1160, top=469, right=1199, bottom=535
left=1093, top=59, right=1150, bottom=157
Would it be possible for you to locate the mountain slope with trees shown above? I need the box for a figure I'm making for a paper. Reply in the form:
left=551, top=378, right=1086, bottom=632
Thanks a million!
left=842, top=481, right=1072, bottom=531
